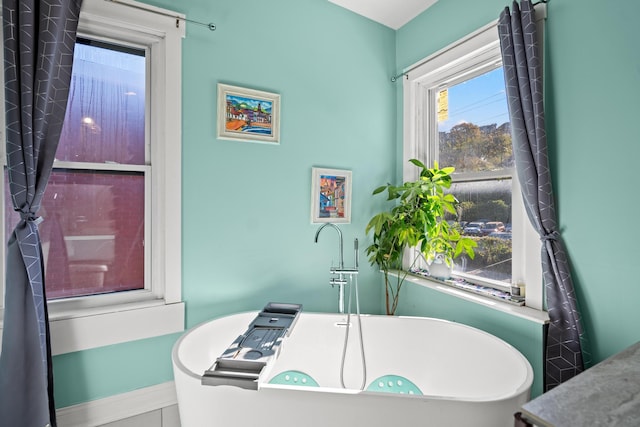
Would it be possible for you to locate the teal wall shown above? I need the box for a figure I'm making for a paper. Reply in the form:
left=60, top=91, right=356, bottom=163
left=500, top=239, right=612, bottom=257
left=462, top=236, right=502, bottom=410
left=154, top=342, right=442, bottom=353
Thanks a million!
left=54, top=333, right=180, bottom=406
left=544, top=0, right=640, bottom=363
left=170, top=0, right=396, bottom=327
left=53, top=0, right=396, bottom=407
left=53, top=0, right=640, bottom=408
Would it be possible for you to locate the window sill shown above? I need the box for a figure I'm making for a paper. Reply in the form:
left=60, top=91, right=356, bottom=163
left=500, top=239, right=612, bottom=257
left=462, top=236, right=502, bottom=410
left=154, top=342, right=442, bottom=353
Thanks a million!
left=50, top=300, right=185, bottom=355
left=389, top=270, right=549, bottom=325
left=0, top=300, right=185, bottom=355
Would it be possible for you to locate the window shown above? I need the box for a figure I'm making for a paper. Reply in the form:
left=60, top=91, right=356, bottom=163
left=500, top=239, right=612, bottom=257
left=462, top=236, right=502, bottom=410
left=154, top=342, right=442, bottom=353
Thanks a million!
left=5, top=40, right=147, bottom=300
left=438, top=67, right=513, bottom=284
left=403, top=20, right=543, bottom=309
left=0, top=0, right=184, bottom=353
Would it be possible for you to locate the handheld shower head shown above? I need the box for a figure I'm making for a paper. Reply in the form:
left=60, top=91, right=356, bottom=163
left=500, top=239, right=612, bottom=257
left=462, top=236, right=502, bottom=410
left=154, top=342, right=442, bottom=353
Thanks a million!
left=354, top=238, right=359, bottom=268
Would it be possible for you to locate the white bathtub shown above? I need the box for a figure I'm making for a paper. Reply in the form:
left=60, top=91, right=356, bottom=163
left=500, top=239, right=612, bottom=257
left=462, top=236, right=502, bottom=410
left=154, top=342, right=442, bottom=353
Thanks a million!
left=172, top=311, right=533, bottom=427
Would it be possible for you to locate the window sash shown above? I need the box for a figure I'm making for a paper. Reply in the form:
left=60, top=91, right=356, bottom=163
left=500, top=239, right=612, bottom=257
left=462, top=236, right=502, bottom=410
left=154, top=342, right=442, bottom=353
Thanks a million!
left=41, top=32, right=152, bottom=303
left=47, top=162, right=153, bottom=304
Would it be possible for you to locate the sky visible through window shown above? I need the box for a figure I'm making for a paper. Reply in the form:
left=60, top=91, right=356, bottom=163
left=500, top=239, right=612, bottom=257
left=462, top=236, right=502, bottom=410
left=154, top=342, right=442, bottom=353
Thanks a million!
left=438, top=67, right=509, bottom=132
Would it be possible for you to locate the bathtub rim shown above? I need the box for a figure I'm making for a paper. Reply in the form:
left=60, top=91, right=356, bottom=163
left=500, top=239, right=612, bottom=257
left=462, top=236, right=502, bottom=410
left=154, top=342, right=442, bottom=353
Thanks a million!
left=260, top=380, right=528, bottom=404
left=172, top=311, right=259, bottom=382
left=172, top=310, right=534, bottom=403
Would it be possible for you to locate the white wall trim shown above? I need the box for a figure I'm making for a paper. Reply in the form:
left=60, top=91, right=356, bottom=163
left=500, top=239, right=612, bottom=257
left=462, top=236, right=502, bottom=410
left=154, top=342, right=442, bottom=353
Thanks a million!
left=56, top=381, right=178, bottom=427
left=50, top=302, right=184, bottom=355
left=392, top=271, right=549, bottom=325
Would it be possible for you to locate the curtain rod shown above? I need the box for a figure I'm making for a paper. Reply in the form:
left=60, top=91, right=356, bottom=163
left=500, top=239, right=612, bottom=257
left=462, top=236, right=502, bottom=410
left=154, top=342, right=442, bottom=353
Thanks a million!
left=105, top=0, right=216, bottom=31
left=390, top=0, right=547, bottom=82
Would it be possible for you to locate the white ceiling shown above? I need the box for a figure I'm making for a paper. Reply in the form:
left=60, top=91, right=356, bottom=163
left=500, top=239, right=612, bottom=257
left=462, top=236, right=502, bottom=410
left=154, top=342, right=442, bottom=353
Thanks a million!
left=328, top=0, right=439, bottom=30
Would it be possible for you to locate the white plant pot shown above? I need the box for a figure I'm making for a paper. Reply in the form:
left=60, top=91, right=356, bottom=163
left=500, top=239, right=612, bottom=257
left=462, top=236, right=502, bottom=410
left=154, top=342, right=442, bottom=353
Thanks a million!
left=429, top=254, right=452, bottom=280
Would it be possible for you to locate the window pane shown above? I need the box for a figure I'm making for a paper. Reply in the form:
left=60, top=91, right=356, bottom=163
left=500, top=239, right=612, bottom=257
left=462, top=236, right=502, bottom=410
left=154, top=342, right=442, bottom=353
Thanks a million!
left=433, top=65, right=513, bottom=285
left=5, top=170, right=145, bottom=299
left=437, top=67, right=513, bottom=173
left=56, top=40, right=146, bottom=165
left=449, top=179, right=512, bottom=284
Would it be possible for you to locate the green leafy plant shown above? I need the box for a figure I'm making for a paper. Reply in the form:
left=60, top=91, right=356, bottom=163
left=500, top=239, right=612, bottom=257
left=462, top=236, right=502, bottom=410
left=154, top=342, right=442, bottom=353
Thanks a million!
left=365, top=159, right=477, bottom=315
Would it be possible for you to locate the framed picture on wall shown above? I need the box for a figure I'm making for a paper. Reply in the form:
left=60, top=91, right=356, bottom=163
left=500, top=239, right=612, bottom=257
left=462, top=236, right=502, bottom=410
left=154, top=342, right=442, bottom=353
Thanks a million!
left=217, top=83, right=281, bottom=144
left=310, top=167, right=352, bottom=224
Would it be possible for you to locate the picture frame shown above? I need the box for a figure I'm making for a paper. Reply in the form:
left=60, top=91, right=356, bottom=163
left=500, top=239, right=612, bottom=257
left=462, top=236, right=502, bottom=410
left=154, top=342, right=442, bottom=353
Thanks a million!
left=217, top=83, right=281, bottom=144
left=310, top=167, right=352, bottom=224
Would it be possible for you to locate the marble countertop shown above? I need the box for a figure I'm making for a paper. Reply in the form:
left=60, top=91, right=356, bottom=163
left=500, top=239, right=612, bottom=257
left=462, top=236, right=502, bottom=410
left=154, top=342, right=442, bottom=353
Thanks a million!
left=521, top=341, right=640, bottom=426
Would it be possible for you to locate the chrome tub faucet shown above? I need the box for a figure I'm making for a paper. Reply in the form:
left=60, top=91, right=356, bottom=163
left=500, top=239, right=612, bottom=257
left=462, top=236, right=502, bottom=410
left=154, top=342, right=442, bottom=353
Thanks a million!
left=314, top=223, right=358, bottom=313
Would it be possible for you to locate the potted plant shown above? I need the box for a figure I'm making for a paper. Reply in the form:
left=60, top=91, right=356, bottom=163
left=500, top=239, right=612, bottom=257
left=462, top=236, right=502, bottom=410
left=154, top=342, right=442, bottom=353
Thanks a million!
left=365, top=159, right=476, bottom=315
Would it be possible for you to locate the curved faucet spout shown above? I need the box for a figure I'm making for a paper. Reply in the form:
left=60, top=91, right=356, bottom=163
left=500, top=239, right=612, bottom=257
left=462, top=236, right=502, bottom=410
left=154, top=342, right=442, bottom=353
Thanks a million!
left=314, top=223, right=344, bottom=268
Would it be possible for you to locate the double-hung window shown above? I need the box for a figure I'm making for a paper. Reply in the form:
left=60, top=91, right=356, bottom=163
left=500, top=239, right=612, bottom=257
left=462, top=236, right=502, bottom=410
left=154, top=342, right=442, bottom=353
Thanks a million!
left=403, top=21, right=543, bottom=309
left=0, top=0, right=184, bottom=353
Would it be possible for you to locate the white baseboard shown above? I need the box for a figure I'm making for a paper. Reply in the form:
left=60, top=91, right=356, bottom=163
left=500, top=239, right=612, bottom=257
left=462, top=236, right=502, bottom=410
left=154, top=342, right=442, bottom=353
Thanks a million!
left=56, top=381, right=178, bottom=427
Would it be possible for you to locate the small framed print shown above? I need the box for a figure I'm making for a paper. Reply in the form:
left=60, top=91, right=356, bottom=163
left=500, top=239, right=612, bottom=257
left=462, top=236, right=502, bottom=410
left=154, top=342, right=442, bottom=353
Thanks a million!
left=310, top=167, right=352, bottom=224
left=217, top=83, right=280, bottom=144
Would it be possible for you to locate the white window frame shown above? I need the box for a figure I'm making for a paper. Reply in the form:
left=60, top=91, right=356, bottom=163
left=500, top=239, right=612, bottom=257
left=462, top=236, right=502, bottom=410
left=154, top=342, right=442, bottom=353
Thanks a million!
left=0, top=0, right=184, bottom=354
left=402, top=17, right=545, bottom=310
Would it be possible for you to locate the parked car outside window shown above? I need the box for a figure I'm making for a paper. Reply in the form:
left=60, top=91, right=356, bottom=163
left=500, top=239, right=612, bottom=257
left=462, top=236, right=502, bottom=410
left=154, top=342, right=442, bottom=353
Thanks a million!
left=481, top=221, right=506, bottom=235
left=463, top=222, right=485, bottom=235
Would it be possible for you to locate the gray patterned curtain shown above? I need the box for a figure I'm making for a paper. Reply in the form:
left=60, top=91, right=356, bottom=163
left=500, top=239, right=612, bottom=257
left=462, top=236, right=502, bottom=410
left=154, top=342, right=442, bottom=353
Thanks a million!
left=0, top=0, right=82, bottom=425
left=498, top=0, right=589, bottom=391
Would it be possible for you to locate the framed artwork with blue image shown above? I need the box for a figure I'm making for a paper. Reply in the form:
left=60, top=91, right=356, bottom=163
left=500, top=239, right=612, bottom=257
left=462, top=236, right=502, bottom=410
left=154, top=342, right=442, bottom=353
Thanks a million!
left=310, top=167, right=352, bottom=224
left=217, top=83, right=280, bottom=144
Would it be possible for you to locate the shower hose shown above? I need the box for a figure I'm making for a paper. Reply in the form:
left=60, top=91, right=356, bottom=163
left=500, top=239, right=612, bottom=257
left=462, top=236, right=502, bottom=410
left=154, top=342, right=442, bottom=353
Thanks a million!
left=339, top=265, right=367, bottom=390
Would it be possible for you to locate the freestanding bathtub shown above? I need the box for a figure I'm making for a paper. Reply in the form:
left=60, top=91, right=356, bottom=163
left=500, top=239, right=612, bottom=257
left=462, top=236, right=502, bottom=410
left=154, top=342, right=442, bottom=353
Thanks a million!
left=172, top=311, right=533, bottom=427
